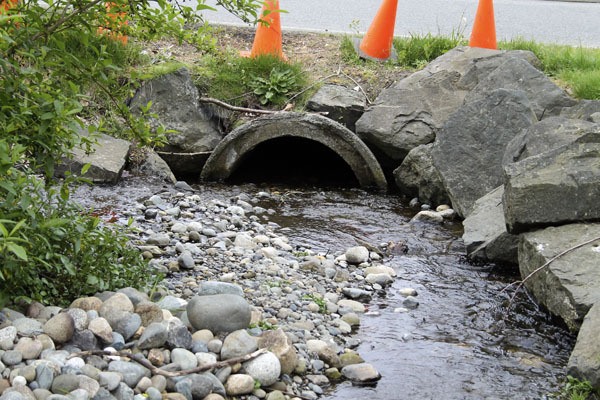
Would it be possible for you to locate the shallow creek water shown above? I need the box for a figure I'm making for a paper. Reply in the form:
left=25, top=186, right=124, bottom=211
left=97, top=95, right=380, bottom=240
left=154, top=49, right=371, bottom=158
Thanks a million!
left=75, top=179, right=574, bottom=400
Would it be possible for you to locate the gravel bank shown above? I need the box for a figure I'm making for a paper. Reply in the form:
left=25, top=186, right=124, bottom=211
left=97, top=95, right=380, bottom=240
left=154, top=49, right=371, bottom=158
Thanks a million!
left=0, top=181, right=455, bottom=400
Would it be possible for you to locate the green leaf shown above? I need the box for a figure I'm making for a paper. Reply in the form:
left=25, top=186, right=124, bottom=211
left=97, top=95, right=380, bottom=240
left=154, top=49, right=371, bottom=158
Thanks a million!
left=7, top=243, right=28, bottom=261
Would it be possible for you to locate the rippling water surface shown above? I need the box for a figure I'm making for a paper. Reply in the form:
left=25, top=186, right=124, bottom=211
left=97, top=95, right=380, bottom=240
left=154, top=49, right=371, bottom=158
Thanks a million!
left=242, top=185, right=574, bottom=400
left=75, top=179, right=574, bottom=400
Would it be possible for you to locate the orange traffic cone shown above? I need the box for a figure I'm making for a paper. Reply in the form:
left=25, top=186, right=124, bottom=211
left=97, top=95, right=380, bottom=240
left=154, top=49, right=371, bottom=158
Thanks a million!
left=241, top=0, right=284, bottom=59
left=0, top=0, right=17, bottom=13
left=98, top=2, right=128, bottom=44
left=355, top=0, right=398, bottom=61
left=469, top=0, right=496, bottom=49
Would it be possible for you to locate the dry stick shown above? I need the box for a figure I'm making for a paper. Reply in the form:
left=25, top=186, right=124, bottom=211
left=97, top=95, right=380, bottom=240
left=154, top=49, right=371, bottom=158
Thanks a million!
left=340, top=71, right=373, bottom=105
left=71, top=348, right=267, bottom=378
left=199, top=97, right=279, bottom=115
left=286, top=68, right=342, bottom=105
left=504, top=235, right=600, bottom=309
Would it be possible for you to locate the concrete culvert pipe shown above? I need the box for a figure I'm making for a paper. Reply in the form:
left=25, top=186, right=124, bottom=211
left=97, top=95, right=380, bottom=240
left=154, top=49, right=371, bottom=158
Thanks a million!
left=200, top=112, right=388, bottom=191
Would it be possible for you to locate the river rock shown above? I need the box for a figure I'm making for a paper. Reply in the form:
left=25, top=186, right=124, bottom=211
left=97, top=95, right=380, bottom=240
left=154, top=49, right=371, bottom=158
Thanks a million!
left=12, top=318, right=43, bottom=337
left=43, top=313, right=75, bottom=344
left=112, top=313, right=142, bottom=341
left=503, top=131, right=600, bottom=233
left=107, top=361, right=150, bottom=388
left=224, top=374, right=254, bottom=396
left=306, top=340, right=341, bottom=369
left=462, top=185, right=519, bottom=266
left=98, top=372, right=122, bottom=392
left=337, top=300, right=365, bottom=314
left=365, top=273, right=394, bottom=286
left=568, top=302, right=600, bottom=388
left=220, top=330, right=258, bottom=360
left=14, top=337, right=43, bottom=360
left=70, top=298, right=102, bottom=312
left=431, top=88, right=537, bottom=217
left=257, top=329, right=298, bottom=375
left=177, top=251, right=195, bottom=270
left=519, top=223, right=600, bottom=331
left=0, top=326, right=17, bottom=350
left=137, top=322, right=168, bottom=349
left=344, top=246, right=369, bottom=264
left=410, top=210, right=444, bottom=223
left=340, top=363, right=381, bottom=384
left=243, top=351, right=281, bottom=387
left=195, top=282, right=244, bottom=297
left=166, top=324, right=192, bottom=350
left=171, top=348, right=198, bottom=370
left=134, top=302, right=163, bottom=327
left=186, top=295, right=251, bottom=334
left=88, top=318, right=113, bottom=343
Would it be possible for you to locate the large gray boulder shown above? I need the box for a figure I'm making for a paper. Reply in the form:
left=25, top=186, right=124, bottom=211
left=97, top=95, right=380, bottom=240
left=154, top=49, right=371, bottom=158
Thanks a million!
left=186, top=294, right=251, bottom=334
left=503, top=131, right=600, bottom=233
left=56, top=132, right=131, bottom=184
left=431, top=88, right=537, bottom=218
left=503, top=116, right=599, bottom=166
left=305, top=84, right=367, bottom=132
left=355, top=46, right=538, bottom=167
left=568, top=303, right=600, bottom=389
left=129, top=68, right=224, bottom=154
left=519, top=223, right=600, bottom=331
left=129, top=148, right=177, bottom=183
left=462, top=186, right=519, bottom=266
left=466, top=57, right=576, bottom=120
left=392, top=143, right=449, bottom=207
left=560, top=99, right=600, bottom=123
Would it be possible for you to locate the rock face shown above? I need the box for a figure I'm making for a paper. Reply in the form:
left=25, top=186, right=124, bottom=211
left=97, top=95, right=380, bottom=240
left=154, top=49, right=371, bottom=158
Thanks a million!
left=186, top=294, right=251, bottom=334
left=55, top=132, right=131, bottom=184
left=518, top=223, right=600, bottom=331
left=466, top=56, right=576, bottom=120
left=568, top=303, right=600, bottom=388
left=431, top=88, right=537, bottom=217
left=503, top=116, right=598, bottom=165
left=503, top=131, right=600, bottom=233
left=306, top=84, right=367, bottom=132
left=129, top=68, right=224, bottom=154
left=355, top=46, right=538, bottom=168
left=462, top=185, right=519, bottom=266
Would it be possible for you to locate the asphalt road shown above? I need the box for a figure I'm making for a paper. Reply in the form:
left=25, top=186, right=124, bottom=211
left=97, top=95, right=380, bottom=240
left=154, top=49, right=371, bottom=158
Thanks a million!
left=200, top=0, right=600, bottom=47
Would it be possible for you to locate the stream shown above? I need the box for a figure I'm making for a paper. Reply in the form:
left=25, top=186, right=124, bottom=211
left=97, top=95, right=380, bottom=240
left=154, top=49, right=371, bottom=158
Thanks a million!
left=248, top=185, right=574, bottom=400
left=75, top=178, right=574, bottom=399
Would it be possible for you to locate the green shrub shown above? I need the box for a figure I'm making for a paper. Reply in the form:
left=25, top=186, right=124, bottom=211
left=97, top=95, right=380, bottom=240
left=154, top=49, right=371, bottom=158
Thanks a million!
left=0, top=169, right=155, bottom=306
left=0, top=0, right=263, bottom=306
left=559, top=376, right=598, bottom=400
left=197, top=53, right=307, bottom=107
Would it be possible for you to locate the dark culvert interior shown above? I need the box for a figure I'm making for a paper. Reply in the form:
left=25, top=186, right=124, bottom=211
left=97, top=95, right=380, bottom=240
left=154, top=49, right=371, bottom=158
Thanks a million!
left=226, top=137, right=360, bottom=188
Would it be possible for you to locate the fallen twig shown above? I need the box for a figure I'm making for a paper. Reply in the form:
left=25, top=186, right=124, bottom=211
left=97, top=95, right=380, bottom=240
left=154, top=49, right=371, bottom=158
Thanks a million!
left=503, top=235, right=600, bottom=310
left=199, top=97, right=279, bottom=114
left=71, top=348, right=267, bottom=378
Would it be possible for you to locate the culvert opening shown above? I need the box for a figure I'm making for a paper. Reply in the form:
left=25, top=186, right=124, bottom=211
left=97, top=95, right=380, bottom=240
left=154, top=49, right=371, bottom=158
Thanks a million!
left=227, top=137, right=360, bottom=187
